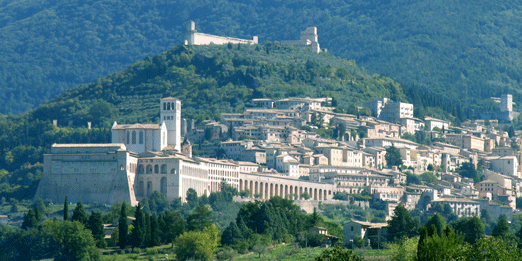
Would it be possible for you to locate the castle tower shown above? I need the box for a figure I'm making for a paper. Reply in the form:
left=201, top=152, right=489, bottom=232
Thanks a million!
left=501, top=94, right=513, bottom=112
left=184, top=21, right=196, bottom=45
left=160, top=97, right=181, bottom=151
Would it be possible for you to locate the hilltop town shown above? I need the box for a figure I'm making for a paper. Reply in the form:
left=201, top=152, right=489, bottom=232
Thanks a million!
left=35, top=91, right=522, bottom=243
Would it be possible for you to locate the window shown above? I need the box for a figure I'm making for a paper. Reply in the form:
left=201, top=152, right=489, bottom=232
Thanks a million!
left=167, top=102, right=171, bottom=110
left=132, top=131, right=136, bottom=144
left=127, top=132, right=130, bottom=144
left=163, top=103, right=166, bottom=110
left=139, top=131, right=144, bottom=144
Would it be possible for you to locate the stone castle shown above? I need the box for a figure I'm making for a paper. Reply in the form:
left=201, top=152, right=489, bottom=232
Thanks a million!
left=184, top=21, right=258, bottom=46
left=183, top=21, right=323, bottom=53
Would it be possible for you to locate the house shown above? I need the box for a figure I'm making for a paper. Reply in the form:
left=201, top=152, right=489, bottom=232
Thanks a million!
left=343, top=220, right=388, bottom=246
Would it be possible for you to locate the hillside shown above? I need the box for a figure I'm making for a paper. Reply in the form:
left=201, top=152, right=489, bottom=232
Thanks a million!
left=0, top=0, right=521, bottom=114
left=0, top=43, right=407, bottom=200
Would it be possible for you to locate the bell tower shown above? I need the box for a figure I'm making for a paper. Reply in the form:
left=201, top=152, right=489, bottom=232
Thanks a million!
left=160, top=97, right=181, bottom=151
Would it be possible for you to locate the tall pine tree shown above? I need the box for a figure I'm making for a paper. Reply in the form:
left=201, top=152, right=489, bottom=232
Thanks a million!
left=130, top=202, right=145, bottom=249
left=63, top=196, right=69, bottom=221
left=118, top=203, right=128, bottom=249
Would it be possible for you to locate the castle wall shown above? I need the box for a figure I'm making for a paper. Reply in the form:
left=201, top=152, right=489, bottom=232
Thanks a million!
left=187, top=32, right=258, bottom=46
left=34, top=144, right=138, bottom=206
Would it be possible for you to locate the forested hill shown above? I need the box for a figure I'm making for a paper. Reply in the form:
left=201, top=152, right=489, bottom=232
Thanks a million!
left=0, top=43, right=407, bottom=200
left=34, top=43, right=406, bottom=126
left=1, top=0, right=522, bottom=114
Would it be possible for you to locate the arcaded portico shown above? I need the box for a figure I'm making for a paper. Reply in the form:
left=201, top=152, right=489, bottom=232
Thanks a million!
left=239, top=173, right=336, bottom=201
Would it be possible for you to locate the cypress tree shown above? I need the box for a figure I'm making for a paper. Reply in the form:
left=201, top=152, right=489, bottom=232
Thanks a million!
left=88, top=211, right=107, bottom=248
left=417, top=227, right=427, bottom=261
left=130, top=202, right=145, bottom=249
left=119, top=203, right=128, bottom=249
left=72, top=201, right=88, bottom=225
left=150, top=214, right=160, bottom=247
left=63, top=196, right=69, bottom=221
left=21, top=209, right=36, bottom=229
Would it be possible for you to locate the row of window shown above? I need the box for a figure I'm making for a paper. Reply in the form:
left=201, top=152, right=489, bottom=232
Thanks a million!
left=127, top=131, right=144, bottom=144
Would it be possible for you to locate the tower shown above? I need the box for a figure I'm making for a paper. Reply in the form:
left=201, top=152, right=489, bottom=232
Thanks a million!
left=184, top=21, right=196, bottom=45
left=501, top=94, right=513, bottom=112
left=160, top=97, right=181, bottom=151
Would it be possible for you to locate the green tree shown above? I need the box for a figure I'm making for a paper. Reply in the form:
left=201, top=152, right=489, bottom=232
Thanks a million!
left=387, top=204, right=419, bottom=241
left=42, top=220, right=100, bottom=261
left=130, top=202, right=145, bottom=249
left=424, top=213, right=446, bottom=237
left=175, top=224, right=219, bottom=261
left=118, top=203, right=128, bottom=249
left=467, top=237, right=522, bottom=261
left=21, top=209, right=37, bottom=230
left=63, top=196, right=69, bottom=221
left=187, top=204, right=213, bottom=231
left=186, top=188, right=198, bottom=207
left=87, top=211, right=106, bottom=248
left=72, top=202, right=88, bottom=225
left=161, top=210, right=186, bottom=247
left=416, top=226, right=467, bottom=261
left=315, top=245, right=363, bottom=261
left=453, top=216, right=484, bottom=244
left=385, top=144, right=403, bottom=168
left=221, top=221, right=243, bottom=246
left=149, top=214, right=160, bottom=247
left=492, top=215, right=510, bottom=237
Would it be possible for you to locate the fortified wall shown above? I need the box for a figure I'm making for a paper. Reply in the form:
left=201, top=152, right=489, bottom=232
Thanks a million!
left=184, top=21, right=258, bottom=46
left=34, top=144, right=138, bottom=206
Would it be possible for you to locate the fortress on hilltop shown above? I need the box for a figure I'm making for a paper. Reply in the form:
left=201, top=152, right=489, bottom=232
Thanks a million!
left=184, top=21, right=258, bottom=46
left=280, top=27, right=323, bottom=53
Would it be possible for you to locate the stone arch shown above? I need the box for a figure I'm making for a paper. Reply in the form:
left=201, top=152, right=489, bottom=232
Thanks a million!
left=285, top=185, right=288, bottom=198
left=264, top=183, right=268, bottom=199
left=255, top=182, right=259, bottom=197
left=138, top=181, right=144, bottom=197
left=324, top=190, right=327, bottom=200
left=161, top=164, right=167, bottom=174
left=250, top=181, right=254, bottom=197
left=167, top=102, right=171, bottom=110
left=314, top=188, right=318, bottom=200
left=270, top=183, right=274, bottom=198
left=319, top=189, right=323, bottom=200
left=146, top=165, right=152, bottom=174
left=154, top=165, right=159, bottom=174
left=161, top=177, right=167, bottom=195
left=138, top=165, right=144, bottom=174
left=147, top=181, right=152, bottom=197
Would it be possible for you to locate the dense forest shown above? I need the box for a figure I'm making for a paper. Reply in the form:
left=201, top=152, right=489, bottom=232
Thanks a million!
left=0, top=0, right=522, bottom=114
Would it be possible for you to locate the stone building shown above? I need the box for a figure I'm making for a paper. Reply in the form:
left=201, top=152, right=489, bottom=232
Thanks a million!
left=34, top=144, right=139, bottom=206
left=280, top=27, right=323, bottom=53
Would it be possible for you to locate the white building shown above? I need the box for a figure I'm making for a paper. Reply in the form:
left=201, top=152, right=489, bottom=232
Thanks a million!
left=112, top=97, right=182, bottom=153
left=425, top=117, right=450, bottom=131
left=112, top=122, right=167, bottom=154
